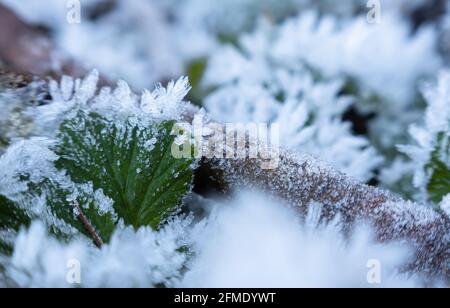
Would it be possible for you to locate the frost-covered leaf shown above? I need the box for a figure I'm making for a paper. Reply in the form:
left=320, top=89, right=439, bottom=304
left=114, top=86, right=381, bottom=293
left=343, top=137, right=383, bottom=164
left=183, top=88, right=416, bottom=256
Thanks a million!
left=0, top=196, right=29, bottom=232
left=54, top=110, right=195, bottom=230
left=3, top=218, right=191, bottom=287
left=0, top=71, right=196, bottom=246
left=0, top=111, right=195, bottom=246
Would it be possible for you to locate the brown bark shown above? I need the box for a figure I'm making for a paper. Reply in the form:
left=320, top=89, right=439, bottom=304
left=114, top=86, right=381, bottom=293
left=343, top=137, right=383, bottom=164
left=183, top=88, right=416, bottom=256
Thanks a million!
left=203, top=152, right=449, bottom=280
left=73, top=202, right=104, bottom=248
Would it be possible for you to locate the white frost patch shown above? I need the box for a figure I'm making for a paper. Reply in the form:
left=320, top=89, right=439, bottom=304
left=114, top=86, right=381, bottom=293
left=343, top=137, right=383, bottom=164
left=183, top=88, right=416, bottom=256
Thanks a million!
left=0, top=138, right=57, bottom=198
left=32, top=71, right=191, bottom=138
left=203, top=26, right=383, bottom=182
left=182, top=191, right=419, bottom=288
left=4, top=217, right=190, bottom=288
left=6, top=222, right=90, bottom=288
left=272, top=12, right=440, bottom=106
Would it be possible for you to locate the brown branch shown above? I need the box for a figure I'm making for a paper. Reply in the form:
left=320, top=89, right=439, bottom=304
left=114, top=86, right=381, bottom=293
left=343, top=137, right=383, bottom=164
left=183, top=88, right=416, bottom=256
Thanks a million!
left=178, top=104, right=450, bottom=280
left=72, top=201, right=104, bottom=248
left=201, top=150, right=450, bottom=280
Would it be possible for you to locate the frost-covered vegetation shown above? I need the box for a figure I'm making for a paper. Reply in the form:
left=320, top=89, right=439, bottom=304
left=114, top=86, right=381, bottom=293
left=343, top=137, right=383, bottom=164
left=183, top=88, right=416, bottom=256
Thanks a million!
left=0, top=0, right=449, bottom=288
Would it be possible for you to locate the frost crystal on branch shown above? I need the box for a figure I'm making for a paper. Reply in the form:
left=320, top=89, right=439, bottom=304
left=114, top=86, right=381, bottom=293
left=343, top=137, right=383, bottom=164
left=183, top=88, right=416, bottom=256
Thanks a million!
left=204, top=148, right=450, bottom=278
left=4, top=218, right=190, bottom=287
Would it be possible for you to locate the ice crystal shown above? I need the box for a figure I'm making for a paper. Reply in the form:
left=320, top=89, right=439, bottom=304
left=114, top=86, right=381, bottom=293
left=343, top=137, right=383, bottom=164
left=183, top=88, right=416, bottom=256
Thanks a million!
left=270, top=11, right=440, bottom=149
left=203, top=22, right=382, bottom=182
left=440, top=194, right=450, bottom=218
left=33, top=70, right=191, bottom=137
left=2, top=217, right=190, bottom=287
left=182, top=191, right=421, bottom=288
left=272, top=12, right=439, bottom=106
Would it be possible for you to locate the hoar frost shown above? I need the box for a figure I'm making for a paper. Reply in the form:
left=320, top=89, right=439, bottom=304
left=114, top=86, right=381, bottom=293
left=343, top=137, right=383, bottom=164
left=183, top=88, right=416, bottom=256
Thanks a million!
left=4, top=218, right=190, bottom=288
left=203, top=19, right=383, bottom=182
left=182, top=191, right=422, bottom=288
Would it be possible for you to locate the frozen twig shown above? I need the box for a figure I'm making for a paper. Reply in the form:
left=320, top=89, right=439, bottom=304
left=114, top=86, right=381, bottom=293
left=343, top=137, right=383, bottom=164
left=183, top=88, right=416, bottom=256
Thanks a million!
left=180, top=106, right=449, bottom=279
left=203, top=150, right=449, bottom=279
left=72, top=201, right=104, bottom=248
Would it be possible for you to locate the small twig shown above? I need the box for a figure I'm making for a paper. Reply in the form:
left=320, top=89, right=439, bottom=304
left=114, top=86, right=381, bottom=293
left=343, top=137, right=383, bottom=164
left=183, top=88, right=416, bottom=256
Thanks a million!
left=73, top=201, right=104, bottom=248
left=203, top=149, right=450, bottom=280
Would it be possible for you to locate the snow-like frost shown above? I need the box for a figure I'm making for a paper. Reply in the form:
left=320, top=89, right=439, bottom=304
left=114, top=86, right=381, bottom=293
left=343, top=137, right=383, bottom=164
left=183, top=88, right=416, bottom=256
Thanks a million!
left=0, top=138, right=57, bottom=198
left=32, top=70, right=191, bottom=137
left=267, top=11, right=440, bottom=149
left=182, top=191, right=421, bottom=288
left=3, top=217, right=191, bottom=287
left=398, top=70, right=450, bottom=202
left=440, top=194, right=450, bottom=218
left=203, top=22, right=382, bottom=182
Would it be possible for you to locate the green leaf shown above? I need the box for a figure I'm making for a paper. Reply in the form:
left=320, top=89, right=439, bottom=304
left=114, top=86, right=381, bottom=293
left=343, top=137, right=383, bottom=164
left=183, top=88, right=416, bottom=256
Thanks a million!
left=30, top=179, right=118, bottom=243
left=54, top=111, right=195, bottom=231
left=426, top=132, right=450, bottom=204
left=0, top=195, right=31, bottom=255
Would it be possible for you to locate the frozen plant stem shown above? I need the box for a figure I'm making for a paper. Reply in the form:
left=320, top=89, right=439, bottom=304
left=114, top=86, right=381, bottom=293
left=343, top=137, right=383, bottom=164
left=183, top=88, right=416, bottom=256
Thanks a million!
left=182, top=106, right=449, bottom=280
left=72, top=201, right=104, bottom=248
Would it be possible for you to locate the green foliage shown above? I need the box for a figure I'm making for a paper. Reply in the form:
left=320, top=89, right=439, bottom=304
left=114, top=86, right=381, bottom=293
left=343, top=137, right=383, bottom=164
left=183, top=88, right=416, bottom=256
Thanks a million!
left=0, top=111, right=196, bottom=248
left=186, top=58, right=208, bottom=106
left=55, top=111, right=195, bottom=230
left=426, top=132, right=450, bottom=204
left=0, top=195, right=31, bottom=255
